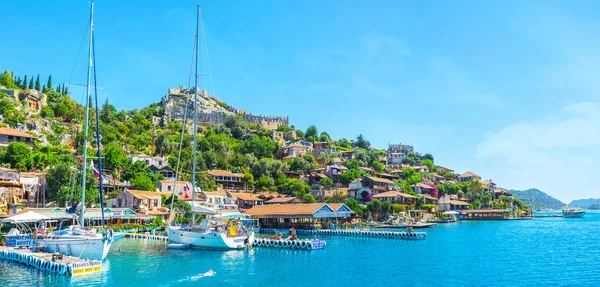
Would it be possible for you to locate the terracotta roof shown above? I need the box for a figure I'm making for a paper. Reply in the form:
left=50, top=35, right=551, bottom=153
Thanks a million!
left=421, top=194, right=438, bottom=200
left=372, top=191, right=416, bottom=199
left=147, top=209, right=169, bottom=216
left=202, top=191, right=227, bottom=197
left=436, top=165, right=454, bottom=172
left=127, top=190, right=164, bottom=200
left=360, top=167, right=374, bottom=172
left=412, top=183, right=434, bottom=189
left=286, top=143, right=309, bottom=149
left=265, top=197, right=303, bottom=204
left=364, top=176, right=395, bottom=185
left=0, top=128, right=35, bottom=138
left=431, top=174, right=444, bottom=179
left=230, top=192, right=263, bottom=201
left=459, top=209, right=508, bottom=213
left=460, top=171, right=481, bottom=178
left=449, top=200, right=470, bottom=206
left=159, top=180, right=190, bottom=185
left=245, top=203, right=329, bottom=217
left=207, top=170, right=243, bottom=177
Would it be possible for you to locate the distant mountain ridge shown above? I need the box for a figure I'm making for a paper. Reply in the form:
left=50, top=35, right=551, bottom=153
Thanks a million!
left=569, top=198, right=600, bottom=208
left=509, top=188, right=565, bottom=210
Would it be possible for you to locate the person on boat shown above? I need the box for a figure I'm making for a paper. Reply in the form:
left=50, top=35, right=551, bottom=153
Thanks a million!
left=39, top=219, right=46, bottom=235
left=407, top=227, right=414, bottom=234
left=287, top=227, right=298, bottom=240
left=244, top=236, right=252, bottom=251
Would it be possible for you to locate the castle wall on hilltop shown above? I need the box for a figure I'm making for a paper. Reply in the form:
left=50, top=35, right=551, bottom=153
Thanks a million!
left=160, top=87, right=288, bottom=130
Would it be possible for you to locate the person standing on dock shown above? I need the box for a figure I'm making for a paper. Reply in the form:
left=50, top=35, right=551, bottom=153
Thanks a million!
left=288, top=227, right=298, bottom=240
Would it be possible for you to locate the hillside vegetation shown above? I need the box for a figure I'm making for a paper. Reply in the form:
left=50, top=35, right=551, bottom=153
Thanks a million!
left=509, top=189, right=565, bottom=210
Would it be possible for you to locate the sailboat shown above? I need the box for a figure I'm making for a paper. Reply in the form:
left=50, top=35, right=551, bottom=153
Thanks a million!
left=167, top=5, right=255, bottom=249
left=41, top=1, right=114, bottom=261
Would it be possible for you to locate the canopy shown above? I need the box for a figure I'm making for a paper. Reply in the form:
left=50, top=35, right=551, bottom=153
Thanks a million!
left=443, top=211, right=459, bottom=215
left=191, top=205, right=218, bottom=215
left=2, top=211, right=50, bottom=223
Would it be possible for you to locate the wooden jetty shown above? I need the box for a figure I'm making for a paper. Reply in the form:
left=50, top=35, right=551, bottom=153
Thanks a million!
left=0, top=246, right=102, bottom=276
left=125, top=233, right=168, bottom=241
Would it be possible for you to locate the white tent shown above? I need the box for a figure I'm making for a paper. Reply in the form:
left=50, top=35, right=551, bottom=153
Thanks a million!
left=1, top=211, right=50, bottom=223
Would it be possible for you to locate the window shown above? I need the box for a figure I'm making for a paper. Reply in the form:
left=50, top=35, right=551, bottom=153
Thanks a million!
left=167, top=186, right=171, bottom=191
left=8, top=136, right=13, bottom=140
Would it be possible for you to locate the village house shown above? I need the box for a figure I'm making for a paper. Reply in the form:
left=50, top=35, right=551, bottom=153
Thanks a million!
left=386, top=152, right=405, bottom=165
left=411, top=165, right=430, bottom=173
left=431, top=173, right=445, bottom=184
left=312, top=141, right=333, bottom=156
left=459, top=171, right=482, bottom=182
left=412, top=182, right=435, bottom=195
left=421, top=193, right=438, bottom=204
left=379, top=173, right=401, bottom=181
left=359, top=167, right=375, bottom=175
left=264, top=196, right=305, bottom=204
left=0, top=167, right=24, bottom=211
left=282, top=143, right=310, bottom=159
left=271, top=130, right=284, bottom=143
left=348, top=176, right=397, bottom=199
left=493, top=188, right=512, bottom=198
left=437, top=195, right=470, bottom=211
left=115, top=189, right=171, bottom=218
left=482, top=179, right=496, bottom=192
left=0, top=128, right=35, bottom=149
left=256, top=192, right=285, bottom=201
left=207, top=170, right=245, bottom=190
left=149, top=165, right=176, bottom=179
left=436, top=165, right=454, bottom=174
left=284, top=130, right=297, bottom=140
left=372, top=191, right=416, bottom=205
left=228, top=192, right=263, bottom=209
left=157, top=180, right=192, bottom=198
left=340, top=150, right=354, bottom=160
left=198, top=190, right=237, bottom=210
left=130, top=154, right=168, bottom=168
left=283, top=171, right=303, bottom=179
left=324, top=164, right=347, bottom=183
left=388, top=143, right=414, bottom=154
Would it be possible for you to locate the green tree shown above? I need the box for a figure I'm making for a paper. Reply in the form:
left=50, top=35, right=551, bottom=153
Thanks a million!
left=28, top=77, right=34, bottom=89
left=0, top=70, right=18, bottom=89
left=104, top=142, right=129, bottom=173
left=22, top=75, right=28, bottom=89
left=317, top=152, right=333, bottom=165
left=34, top=74, right=41, bottom=91
left=392, top=203, right=406, bottom=213
left=3, top=142, right=33, bottom=170
left=371, top=160, right=384, bottom=172
left=337, top=138, right=351, bottom=148
left=340, top=168, right=365, bottom=184
left=354, top=134, right=370, bottom=149
left=295, top=129, right=305, bottom=138
left=422, top=159, right=434, bottom=171
left=305, top=125, right=318, bottom=141
left=319, top=132, right=331, bottom=142
left=130, top=174, right=156, bottom=191
left=345, top=198, right=364, bottom=216
left=256, top=175, right=275, bottom=190
left=423, top=153, right=434, bottom=162
left=46, top=75, right=52, bottom=91
left=319, top=177, right=333, bottom=187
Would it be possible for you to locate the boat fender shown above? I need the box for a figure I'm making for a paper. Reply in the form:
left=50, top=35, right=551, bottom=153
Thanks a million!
left=300, top=241, right=307, bottom=249
left=59, top=263, right=67, bottom=275
left=307, top=241, right=314, bottom=250
left=293, top=241, right=300, bottom=249
left=284, top=241, right=289, bottom=248
left=68, top=264, right=73, bottom=275
left=274, top=240, right=280, bottom=248
left=265, top=239, right=272, bottom=247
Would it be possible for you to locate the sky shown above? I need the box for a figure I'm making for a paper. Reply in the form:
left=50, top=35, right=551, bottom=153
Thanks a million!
left=1, top=1, right=600, bottom=202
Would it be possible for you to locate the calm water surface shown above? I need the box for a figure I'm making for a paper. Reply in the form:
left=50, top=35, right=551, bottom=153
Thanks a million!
left=2, top=211, right=600, bottom=287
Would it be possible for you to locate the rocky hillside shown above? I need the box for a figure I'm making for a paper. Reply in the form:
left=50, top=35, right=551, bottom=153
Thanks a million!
left=510, top=189, right=565, bottom=210
left=568, top=198, right=600, bottom=208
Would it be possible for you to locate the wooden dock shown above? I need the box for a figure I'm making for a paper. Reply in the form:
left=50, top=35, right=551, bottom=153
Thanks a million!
left=0, top=246, right=102, bottom=276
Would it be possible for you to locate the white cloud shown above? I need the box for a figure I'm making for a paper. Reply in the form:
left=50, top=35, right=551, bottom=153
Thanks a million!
left=476, top=102, right=600, bottom=202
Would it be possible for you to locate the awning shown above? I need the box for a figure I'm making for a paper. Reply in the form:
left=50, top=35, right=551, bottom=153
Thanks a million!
left=2, top=211, right=50, bottom=223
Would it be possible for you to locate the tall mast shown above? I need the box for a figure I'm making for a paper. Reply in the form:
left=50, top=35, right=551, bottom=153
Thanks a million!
left=80, top=1, right=94, bottom=228
left=191, top=5, right=200, bottom=223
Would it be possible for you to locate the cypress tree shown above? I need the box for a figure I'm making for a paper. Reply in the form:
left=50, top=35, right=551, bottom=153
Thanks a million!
left=56, top=83, right=61, bottom=94
left=34, top=74, right=41, bottom=91
left=42, top=84, right=46, bottom=93
left=28, top=77, right=34, bottom=89
left=15, top=76, right=21, bottom=88
left=47, top=75, right=52, bottom=91
left=22, top=75, right=28, bottom=90
left=64, top=86, right=69, bottom=95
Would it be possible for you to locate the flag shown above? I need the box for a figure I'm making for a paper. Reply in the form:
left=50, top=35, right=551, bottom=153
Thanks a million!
left=90, top=160, right=102, bottom=180
left=77, top=157, right=83, bottom=164
left=184, top=182, right=191, bottom=191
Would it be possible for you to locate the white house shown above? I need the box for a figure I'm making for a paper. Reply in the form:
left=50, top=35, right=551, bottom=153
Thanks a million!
left=386, top=152, right=405, bottom=165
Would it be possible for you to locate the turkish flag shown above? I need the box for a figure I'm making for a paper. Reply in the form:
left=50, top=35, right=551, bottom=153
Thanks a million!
left=77, top=157, right=83, bottom=163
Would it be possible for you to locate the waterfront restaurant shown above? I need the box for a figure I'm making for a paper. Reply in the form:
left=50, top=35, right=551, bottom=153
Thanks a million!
left=459, top=209, right=512, bottom=220
left=26, top=207, right=157, bottom=226
left=245, top=203, right=353, bottom=229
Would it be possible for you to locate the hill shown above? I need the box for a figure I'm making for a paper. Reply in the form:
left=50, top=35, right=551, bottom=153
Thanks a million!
left=509, top=188, right=565, bottom=210
left=568, top=198, right=600, bottom=208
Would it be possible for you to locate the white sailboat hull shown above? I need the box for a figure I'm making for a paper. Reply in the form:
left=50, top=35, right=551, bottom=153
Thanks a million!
left=168, top=227, right=254, bottom=249
left=42, top=235, right=113, bottom=261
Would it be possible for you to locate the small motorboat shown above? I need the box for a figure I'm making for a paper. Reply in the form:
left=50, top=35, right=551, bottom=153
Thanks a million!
left=562, top=207, right=586, bottom=218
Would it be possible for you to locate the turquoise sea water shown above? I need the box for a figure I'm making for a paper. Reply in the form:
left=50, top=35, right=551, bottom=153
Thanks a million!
left=2, top=211, right=600, bottom=287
